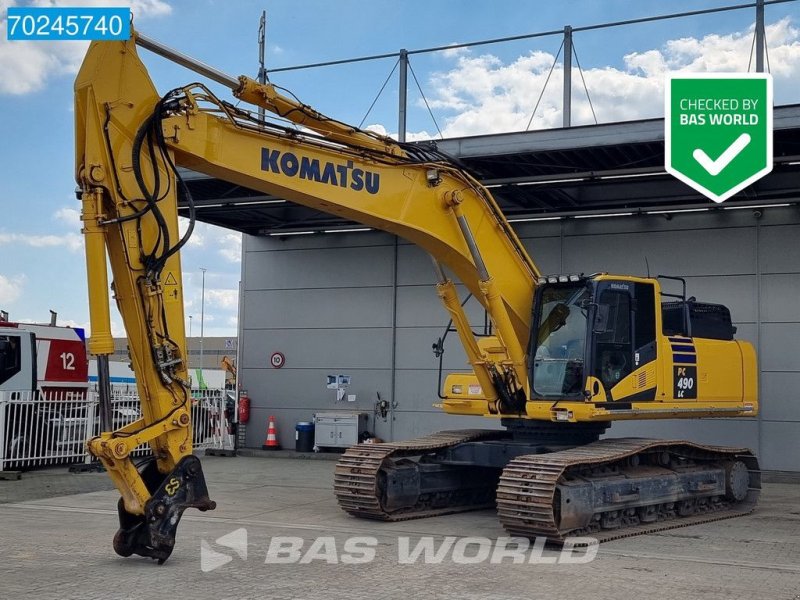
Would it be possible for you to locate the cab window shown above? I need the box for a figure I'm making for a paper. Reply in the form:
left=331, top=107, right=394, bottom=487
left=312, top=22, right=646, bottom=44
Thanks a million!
left=592, top=282, right=657, bottom=395
left=594, top=289, right=632, bottom=390
left=0, top=335, right=22, bottom=385
left=532, top=284, right=590, bottom=397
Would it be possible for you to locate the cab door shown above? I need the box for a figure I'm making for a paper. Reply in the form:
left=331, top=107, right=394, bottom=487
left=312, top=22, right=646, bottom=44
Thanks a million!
left=591, top=281, right=658, bottom=402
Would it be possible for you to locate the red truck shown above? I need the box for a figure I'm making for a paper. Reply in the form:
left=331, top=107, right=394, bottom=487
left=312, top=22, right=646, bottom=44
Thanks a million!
left=0, top=319, right=90, bottom=467
left=0, top=320, right=89, bottom=397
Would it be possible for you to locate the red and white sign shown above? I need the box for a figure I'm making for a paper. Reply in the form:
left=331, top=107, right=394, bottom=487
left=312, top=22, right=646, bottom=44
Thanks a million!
left=270, top=352, right=285, bottom=369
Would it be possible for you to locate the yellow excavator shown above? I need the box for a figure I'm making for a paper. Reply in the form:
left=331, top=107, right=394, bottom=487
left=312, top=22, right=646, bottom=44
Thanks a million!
left=220, top=356, right=236, bottom=389
left=75, top=31, right=760, bottom=562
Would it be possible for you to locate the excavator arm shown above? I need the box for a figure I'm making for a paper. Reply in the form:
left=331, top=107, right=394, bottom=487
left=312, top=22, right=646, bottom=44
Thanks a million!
left=75, top=32, right=540, bottom=561
left=75, top=36, right=219, bottom=562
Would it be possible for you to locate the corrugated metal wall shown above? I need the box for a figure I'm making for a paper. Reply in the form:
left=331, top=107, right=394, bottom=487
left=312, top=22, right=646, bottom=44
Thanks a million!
left=240, top=206, right=800, bottom=471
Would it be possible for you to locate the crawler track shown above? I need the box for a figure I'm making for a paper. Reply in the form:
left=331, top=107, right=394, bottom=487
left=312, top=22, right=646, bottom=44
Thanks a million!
left=334, top=429, right=504, bottom=521
left=335, top=434, right=760, bottom=542
left=496, top=438, right=761, bottom=543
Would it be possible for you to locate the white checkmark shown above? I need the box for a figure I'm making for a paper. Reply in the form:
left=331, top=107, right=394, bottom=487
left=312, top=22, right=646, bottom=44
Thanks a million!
left=692, top=133, right=751, bottom=176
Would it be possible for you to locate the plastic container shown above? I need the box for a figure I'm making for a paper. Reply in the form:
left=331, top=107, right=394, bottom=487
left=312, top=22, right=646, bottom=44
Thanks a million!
left=295, top=421, right=315, bottom=452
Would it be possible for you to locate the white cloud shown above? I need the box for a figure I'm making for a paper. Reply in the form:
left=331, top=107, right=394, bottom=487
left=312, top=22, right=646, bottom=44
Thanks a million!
left=0, top=0, right=172, bottom=95
left=180, top=266, right=240, bottom=336
left=54, top=317, right=87, bottom=329
left=218, top=232, right=242, bottom=263
left=129, top=0, right=172, bottom=18
left=179, top=220, right=240, bottom=261
left=53, top=206, right=81, bottom=228
left=0, top=274, right=25, bottom=304
left=179, top=217, right=206, bottom=248
left=20, top=316, right=91, bottom=332
left=414, top=18, right=800, bottom=137
left=438, top=44, right=469, bottom=59
left=365, top=123, right=437, bottom=142
left=206, top=288, right=238, bottom=310
left=0, top=231, right=82, bottom=252
left=27, top=0, right=172, bottom=18
left=110, top=318, right=124, bottom=338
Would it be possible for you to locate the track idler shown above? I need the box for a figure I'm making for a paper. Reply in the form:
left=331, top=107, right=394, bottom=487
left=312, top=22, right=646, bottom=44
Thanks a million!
left=112, top=455, right=216, bottom=563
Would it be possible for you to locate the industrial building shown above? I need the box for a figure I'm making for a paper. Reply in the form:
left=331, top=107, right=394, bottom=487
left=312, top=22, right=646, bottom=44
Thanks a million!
left=109, top=336, right=237, bottom=372
left=184, top=103, right=800, bottom=472
left=174, top=2, right=800, bottom=474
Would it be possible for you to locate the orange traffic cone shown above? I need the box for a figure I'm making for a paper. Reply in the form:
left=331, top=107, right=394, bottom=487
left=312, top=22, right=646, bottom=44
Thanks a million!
left=262, top=416, right=281, bottom=450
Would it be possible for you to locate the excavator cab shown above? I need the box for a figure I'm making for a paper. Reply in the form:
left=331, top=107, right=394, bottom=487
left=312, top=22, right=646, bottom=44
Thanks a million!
left=529, top=274, right=756, bottom=415
left=531, top=275, right=659, bottom=402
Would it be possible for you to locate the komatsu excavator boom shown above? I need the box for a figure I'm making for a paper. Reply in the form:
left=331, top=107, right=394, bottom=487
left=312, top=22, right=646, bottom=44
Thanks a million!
left=76, top=31, right=760, bottom=562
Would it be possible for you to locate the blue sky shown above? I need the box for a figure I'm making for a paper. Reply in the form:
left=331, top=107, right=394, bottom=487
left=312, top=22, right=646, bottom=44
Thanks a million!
left=1, top=0, right=799, bottom=337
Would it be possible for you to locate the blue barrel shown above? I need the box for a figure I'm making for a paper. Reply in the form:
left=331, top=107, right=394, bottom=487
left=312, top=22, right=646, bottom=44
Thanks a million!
left=295, top=421, right=315, bottom=452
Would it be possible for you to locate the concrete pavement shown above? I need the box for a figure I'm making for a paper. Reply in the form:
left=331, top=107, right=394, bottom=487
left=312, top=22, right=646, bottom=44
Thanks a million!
left=0, top=455, right=798, bottom=600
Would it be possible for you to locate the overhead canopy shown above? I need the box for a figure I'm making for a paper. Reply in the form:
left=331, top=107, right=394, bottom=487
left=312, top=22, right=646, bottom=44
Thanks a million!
left=178, top=104, right=800, bottom=234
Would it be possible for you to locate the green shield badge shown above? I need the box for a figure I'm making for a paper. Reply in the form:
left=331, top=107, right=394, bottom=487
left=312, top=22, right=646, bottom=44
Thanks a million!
left=665, top=73, right=773, bottom=203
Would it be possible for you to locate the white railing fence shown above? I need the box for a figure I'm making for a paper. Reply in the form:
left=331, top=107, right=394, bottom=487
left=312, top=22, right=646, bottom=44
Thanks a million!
left=189, top=389, right=236, bottom=453
left=0, top=388, right=233, bottom=471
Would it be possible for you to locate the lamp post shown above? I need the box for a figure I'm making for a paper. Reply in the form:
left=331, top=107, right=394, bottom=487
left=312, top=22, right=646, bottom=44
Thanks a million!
left=199, top=268, right=207, bottom=373
left=188, top=315, right=193, bottom=369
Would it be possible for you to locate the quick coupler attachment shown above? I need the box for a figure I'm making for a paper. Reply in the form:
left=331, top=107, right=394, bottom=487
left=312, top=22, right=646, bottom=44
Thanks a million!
left=112, top=455, right=216, bottom=564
